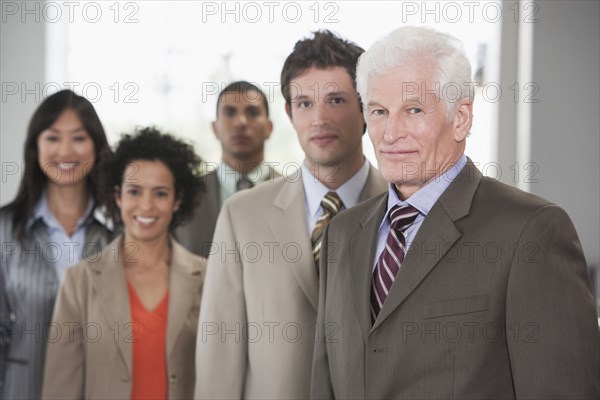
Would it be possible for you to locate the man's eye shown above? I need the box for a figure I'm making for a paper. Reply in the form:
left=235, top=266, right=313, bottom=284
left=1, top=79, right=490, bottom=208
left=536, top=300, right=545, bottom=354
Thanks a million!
left=156, top=191, right=168, bottom=198
left=370, top=109, right=386, bottom=116
left=329, top=97, right=345, bottom=104
left=409, top=108, right=423, bottom=114
left=127, top=188, right=139, bottom=196
left=298, top=100, right=311, bottom=108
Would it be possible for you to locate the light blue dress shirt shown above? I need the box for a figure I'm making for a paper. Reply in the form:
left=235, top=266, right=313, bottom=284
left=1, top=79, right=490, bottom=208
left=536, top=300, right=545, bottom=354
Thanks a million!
left=372, top=154, right=467, bottom=271
left=26, top=192, right=95, bottom=281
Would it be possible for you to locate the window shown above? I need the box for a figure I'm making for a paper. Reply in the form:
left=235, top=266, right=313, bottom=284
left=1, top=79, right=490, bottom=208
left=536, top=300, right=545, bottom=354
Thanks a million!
left=47, top=1, right=500, bottom=170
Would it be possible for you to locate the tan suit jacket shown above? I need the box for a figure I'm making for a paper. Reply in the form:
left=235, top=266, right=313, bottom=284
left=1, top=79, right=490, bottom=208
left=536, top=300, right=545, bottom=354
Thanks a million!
left=195, top=165, right=387, bottom=399
left=176, top=167, right=280, bottom=258
left=42, top=236, right=206, bottom=400
left=312, top=160, right=600, bottom=399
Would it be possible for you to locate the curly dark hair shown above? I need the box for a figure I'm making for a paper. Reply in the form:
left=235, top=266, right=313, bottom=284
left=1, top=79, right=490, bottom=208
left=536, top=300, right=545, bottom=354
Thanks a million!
left=99, top=127, right=205, bottom=230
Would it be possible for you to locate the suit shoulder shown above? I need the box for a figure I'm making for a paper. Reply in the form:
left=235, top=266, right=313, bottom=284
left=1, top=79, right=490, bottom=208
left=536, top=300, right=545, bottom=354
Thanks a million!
left=0, top=204, right=15, bottom=229
left=173, top=238, right=207, bottom=270
left=329, top=192, right=387, bottom=231
left=477, top=177, right=555, bottom=212
left=224, top=175, right=287, bottom=208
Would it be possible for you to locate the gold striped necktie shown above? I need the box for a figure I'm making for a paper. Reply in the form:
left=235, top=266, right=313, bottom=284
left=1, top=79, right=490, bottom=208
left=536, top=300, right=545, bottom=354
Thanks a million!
left=311, top=191, right=343, bottom=268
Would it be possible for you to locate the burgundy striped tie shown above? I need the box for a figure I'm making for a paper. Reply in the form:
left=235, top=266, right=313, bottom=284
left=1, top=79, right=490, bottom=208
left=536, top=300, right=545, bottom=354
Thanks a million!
left=371, top=204, right=419, bottom=321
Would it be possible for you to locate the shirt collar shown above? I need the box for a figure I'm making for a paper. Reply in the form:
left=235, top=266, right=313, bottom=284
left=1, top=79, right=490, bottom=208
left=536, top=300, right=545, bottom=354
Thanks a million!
left=385, top=154, right=467, bottom=217
left=217, top=161, right=270, bottom=186
left=27, top=190, right=96, bottom=232
left=301, top=158, right=370, bottom=220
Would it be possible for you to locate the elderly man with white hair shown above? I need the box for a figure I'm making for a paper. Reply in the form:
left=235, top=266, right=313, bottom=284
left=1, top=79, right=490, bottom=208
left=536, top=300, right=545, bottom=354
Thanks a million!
left=311, top=26, right=599, bottom=399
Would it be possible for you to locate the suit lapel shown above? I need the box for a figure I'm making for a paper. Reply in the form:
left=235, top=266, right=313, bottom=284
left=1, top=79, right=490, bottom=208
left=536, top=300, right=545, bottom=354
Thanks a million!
left=371, top=160, right=483, bottom=332
left=267, top=177, right=318, bottom=311
left=166, top=239, right=203, bottom=356
left=89, top=236, right=132, bottom=375
left=349, top=194, right=388, bottom=343
left=359, top=164, right=389, bottom=202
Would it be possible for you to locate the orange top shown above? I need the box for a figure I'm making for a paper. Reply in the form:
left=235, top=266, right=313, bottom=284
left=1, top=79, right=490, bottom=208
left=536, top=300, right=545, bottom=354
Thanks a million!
left=127, top=281, right=169, bottom=400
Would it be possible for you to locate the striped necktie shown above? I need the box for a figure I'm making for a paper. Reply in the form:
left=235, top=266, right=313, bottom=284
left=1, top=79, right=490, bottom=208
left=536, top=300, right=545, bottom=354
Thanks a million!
left=311, top=191, right=343, bottom=267
left=371, top=204, right=419, bottom=321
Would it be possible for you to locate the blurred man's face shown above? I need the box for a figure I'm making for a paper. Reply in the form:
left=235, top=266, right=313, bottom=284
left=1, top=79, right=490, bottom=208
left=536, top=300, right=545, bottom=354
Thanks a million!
left=286, top=66, right=365, bottom=173
left=365, top=60, right=472, bottom=199
left=213, top=90, right=273, bottom=165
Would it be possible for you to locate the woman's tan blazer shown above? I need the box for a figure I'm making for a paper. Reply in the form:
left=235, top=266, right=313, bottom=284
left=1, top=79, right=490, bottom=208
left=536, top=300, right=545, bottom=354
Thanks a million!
left=42, top=236, right=206, bottom=400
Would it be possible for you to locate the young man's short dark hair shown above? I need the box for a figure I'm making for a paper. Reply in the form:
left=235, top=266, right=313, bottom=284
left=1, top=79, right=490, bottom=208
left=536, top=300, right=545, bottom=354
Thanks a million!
left=280, top=30, right=364, bottom=105
left=216, top=81, right=269, bottom=117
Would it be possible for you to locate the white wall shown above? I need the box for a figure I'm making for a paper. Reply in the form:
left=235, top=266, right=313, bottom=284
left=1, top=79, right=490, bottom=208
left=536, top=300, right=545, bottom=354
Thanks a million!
left=527, top=0, right=599, bottom=271
left=1, top=0, right=46, bottom=205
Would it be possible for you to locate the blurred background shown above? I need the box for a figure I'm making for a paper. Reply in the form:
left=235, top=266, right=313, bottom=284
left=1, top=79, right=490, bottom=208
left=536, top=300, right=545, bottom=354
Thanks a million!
left=1, top=0, right=599, bottom=311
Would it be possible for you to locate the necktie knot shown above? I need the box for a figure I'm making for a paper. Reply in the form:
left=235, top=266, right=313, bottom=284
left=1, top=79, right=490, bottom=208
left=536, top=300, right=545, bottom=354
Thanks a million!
left=311, top=191, right=344, bottom=268
left=389, top=204, right=419, bottom=233
left=321, top=191, right=342, bottom=216
left=236, top=176, right=254, bottom=191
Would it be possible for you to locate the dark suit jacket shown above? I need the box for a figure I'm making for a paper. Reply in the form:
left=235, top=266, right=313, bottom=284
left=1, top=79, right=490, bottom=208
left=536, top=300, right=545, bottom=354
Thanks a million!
left=175, top=168, right=280, bottom=258
left=312, top=160, right=599, bottom=399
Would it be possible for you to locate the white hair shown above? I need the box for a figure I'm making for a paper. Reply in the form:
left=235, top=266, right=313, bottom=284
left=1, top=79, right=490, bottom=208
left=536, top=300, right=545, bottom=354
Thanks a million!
left=356, top=26, right=473, bottom=118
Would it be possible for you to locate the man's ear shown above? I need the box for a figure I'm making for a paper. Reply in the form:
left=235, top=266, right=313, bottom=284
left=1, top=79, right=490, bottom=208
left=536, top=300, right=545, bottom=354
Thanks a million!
left=265, top=119, right=274, bottom=140
left=211, top=120, right=219, bottom=140
left=453, top=99, right=473, bottom=142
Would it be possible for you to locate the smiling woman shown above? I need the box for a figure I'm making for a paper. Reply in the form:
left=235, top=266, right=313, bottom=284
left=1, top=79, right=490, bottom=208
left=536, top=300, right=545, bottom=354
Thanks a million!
left=0, top=89, right=113, bottom=400
left=41, top=127, right=208, bottom=400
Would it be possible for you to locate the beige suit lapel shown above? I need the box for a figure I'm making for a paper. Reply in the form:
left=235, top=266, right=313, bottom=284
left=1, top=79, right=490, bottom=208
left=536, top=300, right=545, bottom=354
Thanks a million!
left=267, top=177, right=318, bottom=311
left=371, top=160, right=483, bottom=332
left=166, top=238, right=204, bottom=356
left=89, top=236, right=132, bottom=376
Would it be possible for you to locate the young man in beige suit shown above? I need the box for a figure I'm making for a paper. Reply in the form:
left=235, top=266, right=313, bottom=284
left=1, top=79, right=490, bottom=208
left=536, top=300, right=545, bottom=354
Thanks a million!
left=194, top=31, right=387, bottom=399
left=311, top=26, right=600, bottom=399
left=176, top=81, right=279, bottom=258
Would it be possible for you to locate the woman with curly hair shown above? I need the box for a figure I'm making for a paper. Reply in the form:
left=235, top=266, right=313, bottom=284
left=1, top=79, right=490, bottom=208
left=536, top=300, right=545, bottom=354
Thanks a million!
left=42, top=127, right=207, bottom=400
left=0, top=89, right=112, bottom=400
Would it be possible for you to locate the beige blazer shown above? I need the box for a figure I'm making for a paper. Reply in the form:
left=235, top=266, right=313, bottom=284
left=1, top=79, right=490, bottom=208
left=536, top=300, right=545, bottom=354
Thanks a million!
left=42, top=236, right=206, bottom=400
left=195, top=165, right=387, bottom=399
left=311, top=160, right=600, bottom=399
left=175, top=167, right=280, bottom=258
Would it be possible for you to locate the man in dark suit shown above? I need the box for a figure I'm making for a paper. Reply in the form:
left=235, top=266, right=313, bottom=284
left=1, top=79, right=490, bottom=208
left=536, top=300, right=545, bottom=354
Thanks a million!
left=176, top=81, right=278, bottom=258
left=311, top=26, right=600, bottom=399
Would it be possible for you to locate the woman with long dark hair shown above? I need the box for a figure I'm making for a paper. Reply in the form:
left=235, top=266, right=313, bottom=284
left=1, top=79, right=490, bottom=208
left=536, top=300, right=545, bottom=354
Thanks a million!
left=0, top=89, right=113, bottom=399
